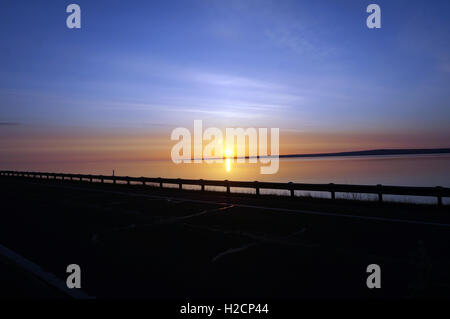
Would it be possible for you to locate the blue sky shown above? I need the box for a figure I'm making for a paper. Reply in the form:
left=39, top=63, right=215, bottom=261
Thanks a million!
left=1, top=0, right=449, bottom=141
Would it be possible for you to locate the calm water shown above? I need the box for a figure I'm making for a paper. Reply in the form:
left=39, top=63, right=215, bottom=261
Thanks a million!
left=8, top=154, right=450, bottom=204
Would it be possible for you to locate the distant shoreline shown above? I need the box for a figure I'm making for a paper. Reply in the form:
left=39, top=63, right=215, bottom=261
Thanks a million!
left=279, top=148, right=450, bottom=159
left=199, top=148, right=450, bottom=161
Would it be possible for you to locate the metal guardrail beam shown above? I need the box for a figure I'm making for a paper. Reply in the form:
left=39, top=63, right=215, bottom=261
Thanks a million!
left=0, top=170, right=448, bottom=205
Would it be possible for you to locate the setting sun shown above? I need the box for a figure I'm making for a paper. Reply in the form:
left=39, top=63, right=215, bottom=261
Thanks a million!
left=224, top=148, right=233, bottom=158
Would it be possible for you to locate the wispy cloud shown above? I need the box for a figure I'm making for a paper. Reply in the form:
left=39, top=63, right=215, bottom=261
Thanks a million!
left=264, top=24, right=338, bottom=60
left=265, top=28, right=315, bottom=56
left=187, top=71, right=279, bottom=90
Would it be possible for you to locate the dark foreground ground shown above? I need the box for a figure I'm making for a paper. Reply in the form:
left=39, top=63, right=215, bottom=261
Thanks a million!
left=0, top=176, right=449, bottom=299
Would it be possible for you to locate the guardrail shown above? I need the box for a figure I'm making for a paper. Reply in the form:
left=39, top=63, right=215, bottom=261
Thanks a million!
left=1, top=170, right=449, bottom=206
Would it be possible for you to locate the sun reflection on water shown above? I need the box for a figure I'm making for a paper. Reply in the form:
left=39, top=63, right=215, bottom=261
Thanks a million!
left=226, top=158, right=231, bottom=172
left=225, top=148, right=232, bottom=172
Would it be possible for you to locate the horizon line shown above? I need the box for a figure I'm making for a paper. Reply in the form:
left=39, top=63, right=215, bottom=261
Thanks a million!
left=192, top=147, right=450, bottom=161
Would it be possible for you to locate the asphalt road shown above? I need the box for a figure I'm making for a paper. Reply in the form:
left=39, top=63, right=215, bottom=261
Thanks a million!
left=0, top=176, right=449, bottom=298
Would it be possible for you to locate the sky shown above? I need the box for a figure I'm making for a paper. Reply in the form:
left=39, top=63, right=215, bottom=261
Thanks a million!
left=1, top=0, right=449, bottom=165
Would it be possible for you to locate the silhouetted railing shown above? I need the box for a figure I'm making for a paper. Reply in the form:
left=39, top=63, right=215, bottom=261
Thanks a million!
left=1, top=170, right=449, bottom=206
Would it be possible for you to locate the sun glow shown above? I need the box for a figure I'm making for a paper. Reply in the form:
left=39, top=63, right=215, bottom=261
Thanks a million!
left=224, top=148, right=232, bottom=172
left=224, top=148, right=233, bottom=158
left=226, top=158, right=231, bottom=172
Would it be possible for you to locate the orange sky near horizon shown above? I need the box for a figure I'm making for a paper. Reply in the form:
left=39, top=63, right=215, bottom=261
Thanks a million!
left=1, top=125, right=449, bottom=167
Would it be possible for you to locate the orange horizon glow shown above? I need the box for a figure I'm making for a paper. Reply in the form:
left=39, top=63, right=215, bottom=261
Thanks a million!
left=1, top=125, right=449, bottom=167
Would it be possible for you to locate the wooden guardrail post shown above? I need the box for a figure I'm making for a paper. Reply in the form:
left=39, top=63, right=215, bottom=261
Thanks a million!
left=255, top=181, right=260, bottom=196
left=113, top=177, right=116, bottom=184
left=289, top=182, right=294, bottom=198
left=436, top=186, right=443, bottom=206
left=159, top=177, right=163, bottom=188
left=377, top=184, right=383, bottom=203
left=178, top=178, right=182, bottom=190
left=225, top=180, right=230, bottom=194
left=141, top=178, right=146, bottom=186
left=329, top=183, right=335, bottom=200
left=200, top=179, right=205, bottom=192
left=126, top=177, right=130, bottom=185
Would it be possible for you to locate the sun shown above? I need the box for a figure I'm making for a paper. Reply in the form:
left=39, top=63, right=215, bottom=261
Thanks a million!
left=224, top=148, right=233, bottom=158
